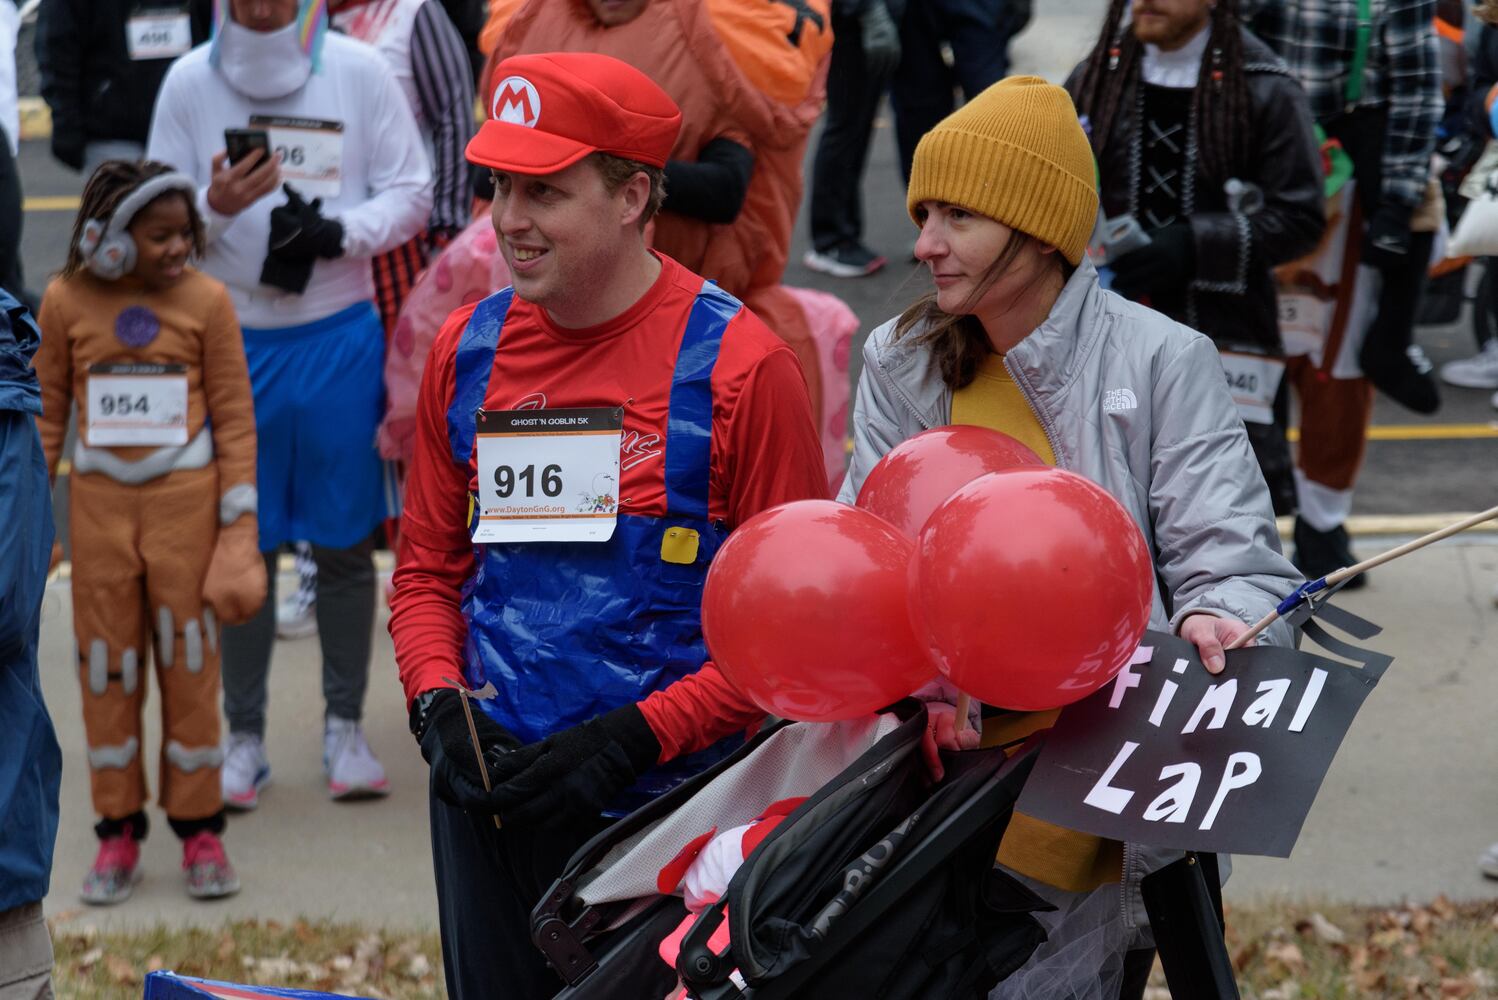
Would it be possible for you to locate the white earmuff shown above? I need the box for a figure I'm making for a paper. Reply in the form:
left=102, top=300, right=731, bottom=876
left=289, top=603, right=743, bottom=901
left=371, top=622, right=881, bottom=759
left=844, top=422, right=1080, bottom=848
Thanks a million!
left=79, top=172, right=199, bottom=281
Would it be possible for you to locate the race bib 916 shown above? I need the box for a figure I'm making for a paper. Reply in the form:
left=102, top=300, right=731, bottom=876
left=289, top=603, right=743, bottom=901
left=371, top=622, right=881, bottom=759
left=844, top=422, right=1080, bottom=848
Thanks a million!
left=473, top=406, right=624, bottom=543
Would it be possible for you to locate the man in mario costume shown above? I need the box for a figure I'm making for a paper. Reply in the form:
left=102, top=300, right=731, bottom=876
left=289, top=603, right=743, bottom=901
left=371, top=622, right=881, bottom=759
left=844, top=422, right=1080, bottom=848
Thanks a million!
left=388, top=52, right=827, bottom=999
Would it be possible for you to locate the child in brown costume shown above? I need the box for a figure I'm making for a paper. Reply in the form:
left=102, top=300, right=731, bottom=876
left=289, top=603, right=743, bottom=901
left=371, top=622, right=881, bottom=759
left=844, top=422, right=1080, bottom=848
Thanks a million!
left=34, top=160, right=265, bottom=904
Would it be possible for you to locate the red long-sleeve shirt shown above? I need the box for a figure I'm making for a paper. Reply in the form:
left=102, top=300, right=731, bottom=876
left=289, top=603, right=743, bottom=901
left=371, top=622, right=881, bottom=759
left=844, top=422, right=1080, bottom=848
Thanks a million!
left=389, top=253, right=829, bottom=762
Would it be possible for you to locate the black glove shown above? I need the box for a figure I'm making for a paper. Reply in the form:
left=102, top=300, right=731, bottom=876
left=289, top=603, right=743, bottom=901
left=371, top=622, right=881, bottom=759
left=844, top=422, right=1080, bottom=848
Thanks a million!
left=260, top=184, right=345, bottom=294
left=1109, top=223, right=1196, bottom=300
left=268, top=184, right=346, bottom=260
left=480, top=704, right=662, bottom=829
left=1361, top=202, right=1413, bottom=272
left=860, top=1, right=902, bottom=80
left=413, top=688, right=523, bottom=811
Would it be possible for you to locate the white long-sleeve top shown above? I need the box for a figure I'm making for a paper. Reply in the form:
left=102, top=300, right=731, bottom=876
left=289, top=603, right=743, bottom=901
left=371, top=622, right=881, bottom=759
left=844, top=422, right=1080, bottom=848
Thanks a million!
left=147, top=32, right=432, bottom=329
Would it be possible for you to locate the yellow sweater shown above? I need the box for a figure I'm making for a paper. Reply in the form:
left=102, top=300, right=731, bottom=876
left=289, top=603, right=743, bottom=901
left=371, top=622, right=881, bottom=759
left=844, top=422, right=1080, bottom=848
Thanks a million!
left=950, top=353, right=1124, bottom=893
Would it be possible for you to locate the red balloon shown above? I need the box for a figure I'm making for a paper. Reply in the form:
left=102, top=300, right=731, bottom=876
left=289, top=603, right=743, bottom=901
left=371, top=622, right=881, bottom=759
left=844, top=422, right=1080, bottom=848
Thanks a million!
left=910, top=469, right=1153, bottom=712
left=856, top=426, right=1045, bottom=539
left=703, top=500, right=931, bottom=722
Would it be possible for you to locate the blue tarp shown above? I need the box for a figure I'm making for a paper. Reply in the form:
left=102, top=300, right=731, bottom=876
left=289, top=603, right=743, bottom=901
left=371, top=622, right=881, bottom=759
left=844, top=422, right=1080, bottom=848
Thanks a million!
left=142, top=972, right=375, bottom=1000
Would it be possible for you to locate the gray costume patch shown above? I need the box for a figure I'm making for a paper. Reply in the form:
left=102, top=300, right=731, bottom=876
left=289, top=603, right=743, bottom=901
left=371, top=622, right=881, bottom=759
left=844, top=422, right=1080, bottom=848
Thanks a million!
left=120, top=647, right=139, bottom=695
left=166, top=740, right=224, bottom=772
left=88, top=639, right=108, bottom=694
left=184, top=619, right=203, bottom=673
left=88, top=736, right=140, bottom=770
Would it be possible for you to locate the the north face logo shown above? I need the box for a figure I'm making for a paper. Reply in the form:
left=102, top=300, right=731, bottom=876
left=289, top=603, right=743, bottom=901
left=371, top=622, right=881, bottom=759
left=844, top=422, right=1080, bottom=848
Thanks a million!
left=1103, top=388, right=1138, bottom=412
left=492, top=76, right=541, bottom=128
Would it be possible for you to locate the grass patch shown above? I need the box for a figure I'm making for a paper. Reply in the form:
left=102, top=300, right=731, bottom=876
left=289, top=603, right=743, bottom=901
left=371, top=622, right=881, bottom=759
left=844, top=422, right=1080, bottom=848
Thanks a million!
left=49, top=917, right=442, bottom=999
left=47, top=896, right=1498, bottom=998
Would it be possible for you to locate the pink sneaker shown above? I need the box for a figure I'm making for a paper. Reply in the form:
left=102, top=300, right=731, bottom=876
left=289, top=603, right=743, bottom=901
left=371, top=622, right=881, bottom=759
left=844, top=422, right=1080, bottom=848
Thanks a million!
left=81, top=832, right=142, bottom=905
left=182, top=831, right=240, bottom=899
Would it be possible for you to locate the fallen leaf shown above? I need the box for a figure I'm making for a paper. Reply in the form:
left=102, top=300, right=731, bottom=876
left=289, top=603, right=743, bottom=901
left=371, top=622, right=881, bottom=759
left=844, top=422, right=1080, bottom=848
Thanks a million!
left=146, top=954, right=165, bottom=973
left=1266, top=941, right=1306, bottom=975
left=105, top=955, right=138, bottom=985
left=217, top=934, right=236, bottom=961
left=1301, top=911, right=1347, bottom=945
left=1263, top=980, right=1300, bottom=1000
left=405, top=953, right=432, bottom=979
left=78, top=947, right=103, bottom=971
left=1430, top=895, right=1455, bottom=919
left=1439, top=978, right=1475, bottom=998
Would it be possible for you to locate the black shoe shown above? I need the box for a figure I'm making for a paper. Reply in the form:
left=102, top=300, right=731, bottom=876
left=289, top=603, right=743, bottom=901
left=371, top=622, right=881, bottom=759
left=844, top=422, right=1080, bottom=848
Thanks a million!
left=803, top=242, right=887, bottom=278
left=1292, top=518, right=1367, bottom=590
left=1359, top=344, right=1441, bottom=414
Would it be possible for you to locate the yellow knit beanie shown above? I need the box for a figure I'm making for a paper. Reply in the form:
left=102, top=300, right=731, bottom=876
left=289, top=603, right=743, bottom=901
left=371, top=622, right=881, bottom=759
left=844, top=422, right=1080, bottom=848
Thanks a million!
left=907, top=76, right=1098, bottom=266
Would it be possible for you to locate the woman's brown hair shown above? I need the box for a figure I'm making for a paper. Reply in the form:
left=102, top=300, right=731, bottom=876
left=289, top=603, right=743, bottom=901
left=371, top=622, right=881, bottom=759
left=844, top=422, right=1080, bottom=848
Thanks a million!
left=61, top=160, right=206, bottom=280
left=894, top=229, right=1067, bottom=390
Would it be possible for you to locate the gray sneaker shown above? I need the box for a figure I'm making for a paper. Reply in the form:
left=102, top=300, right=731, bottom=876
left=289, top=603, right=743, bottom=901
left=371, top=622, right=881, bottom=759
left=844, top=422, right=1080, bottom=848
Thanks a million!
left=222, top=732, right=271, bottom=811
left=1480, top=842, right=1498, bottom=879
left=1439, top=338, right=1498, bottom=389
left=324, top=716, right=390, bottom=800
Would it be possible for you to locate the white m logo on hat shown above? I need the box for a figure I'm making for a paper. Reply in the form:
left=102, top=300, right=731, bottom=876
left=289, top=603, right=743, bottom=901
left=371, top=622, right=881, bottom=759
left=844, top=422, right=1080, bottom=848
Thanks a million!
left=492, top=76, right=541, bottom=128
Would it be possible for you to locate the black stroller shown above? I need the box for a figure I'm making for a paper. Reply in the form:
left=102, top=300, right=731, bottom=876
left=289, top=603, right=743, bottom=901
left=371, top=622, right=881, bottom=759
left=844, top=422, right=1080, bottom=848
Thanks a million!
left=529, top=703, right=1054, bottom=999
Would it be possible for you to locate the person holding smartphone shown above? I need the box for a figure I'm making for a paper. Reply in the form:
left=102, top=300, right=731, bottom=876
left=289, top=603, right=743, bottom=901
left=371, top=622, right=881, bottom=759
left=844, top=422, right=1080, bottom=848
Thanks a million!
left=148, top=0, right=431, bottom=810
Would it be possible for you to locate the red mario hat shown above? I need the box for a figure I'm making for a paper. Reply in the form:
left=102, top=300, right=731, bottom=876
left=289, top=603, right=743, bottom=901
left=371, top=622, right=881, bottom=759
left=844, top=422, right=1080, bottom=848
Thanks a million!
left=467, top=52, right=682, bottom=174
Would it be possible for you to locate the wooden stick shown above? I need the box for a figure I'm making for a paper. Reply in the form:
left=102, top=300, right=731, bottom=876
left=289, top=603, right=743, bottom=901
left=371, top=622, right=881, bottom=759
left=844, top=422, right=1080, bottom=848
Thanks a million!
left=457, top=688, right=503, bottom=831
left=1227, top=503, right=1498, bottom=650
left=953, top=692, right=972, bottom=734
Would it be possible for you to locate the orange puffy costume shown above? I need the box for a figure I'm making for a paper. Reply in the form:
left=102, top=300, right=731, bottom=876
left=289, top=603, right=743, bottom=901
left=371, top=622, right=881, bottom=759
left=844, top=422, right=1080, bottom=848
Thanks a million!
left=34, top=268, right=264, bottom=824
left=483, top=0, right=834, bottom=426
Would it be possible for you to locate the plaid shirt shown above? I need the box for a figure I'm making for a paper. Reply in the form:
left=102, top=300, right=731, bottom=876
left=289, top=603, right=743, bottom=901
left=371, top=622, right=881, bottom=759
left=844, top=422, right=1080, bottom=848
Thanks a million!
left=1248, top=0, right=1441, bottom=208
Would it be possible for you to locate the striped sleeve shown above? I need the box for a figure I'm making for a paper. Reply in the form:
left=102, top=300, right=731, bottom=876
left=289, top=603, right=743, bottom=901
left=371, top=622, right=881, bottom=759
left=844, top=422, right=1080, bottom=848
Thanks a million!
left=412, top=0, right=477, bottom=232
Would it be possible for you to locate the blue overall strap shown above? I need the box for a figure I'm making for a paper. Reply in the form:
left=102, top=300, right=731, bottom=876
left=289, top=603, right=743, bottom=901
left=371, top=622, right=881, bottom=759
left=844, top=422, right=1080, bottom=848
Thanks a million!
left=664, top=281, right=740, bottom=520
left=446, top=288, right=516, bottom=466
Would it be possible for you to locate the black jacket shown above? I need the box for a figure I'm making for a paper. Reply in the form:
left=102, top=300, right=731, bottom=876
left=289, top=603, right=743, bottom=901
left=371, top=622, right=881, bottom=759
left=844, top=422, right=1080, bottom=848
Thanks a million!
left=1067, top=29, right=1325, bottom=354
left=35, top=0, right=213, bottom=170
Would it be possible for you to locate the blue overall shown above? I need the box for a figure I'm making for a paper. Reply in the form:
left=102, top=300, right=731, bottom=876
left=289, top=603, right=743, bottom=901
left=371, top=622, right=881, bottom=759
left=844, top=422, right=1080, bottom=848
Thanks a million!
left=445, top=282, right=743, bottom=810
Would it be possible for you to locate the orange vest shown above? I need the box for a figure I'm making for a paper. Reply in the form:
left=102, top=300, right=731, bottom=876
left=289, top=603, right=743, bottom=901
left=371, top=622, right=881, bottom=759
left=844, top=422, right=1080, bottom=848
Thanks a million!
left=486, top=0, right=832, bottom=300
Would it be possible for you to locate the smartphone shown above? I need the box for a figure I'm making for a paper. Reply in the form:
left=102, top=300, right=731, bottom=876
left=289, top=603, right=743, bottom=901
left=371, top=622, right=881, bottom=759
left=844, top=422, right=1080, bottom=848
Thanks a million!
left=224, top=128, right=271, bottom=167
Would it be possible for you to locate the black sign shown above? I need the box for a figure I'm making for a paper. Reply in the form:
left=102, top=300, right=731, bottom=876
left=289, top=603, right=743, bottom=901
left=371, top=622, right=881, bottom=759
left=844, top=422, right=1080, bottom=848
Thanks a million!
left=1017, top=608, right=1390, bottom=857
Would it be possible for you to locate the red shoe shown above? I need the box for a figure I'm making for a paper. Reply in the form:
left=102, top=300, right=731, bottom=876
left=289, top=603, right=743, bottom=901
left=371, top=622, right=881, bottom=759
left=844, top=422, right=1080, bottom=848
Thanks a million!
left=182, top=831, right=240, bottom=900
left=81, top=832, right=142, bottom=905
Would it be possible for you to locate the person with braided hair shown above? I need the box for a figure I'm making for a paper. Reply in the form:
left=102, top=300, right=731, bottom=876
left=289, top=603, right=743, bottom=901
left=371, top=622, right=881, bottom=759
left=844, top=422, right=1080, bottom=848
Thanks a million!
left=33, top=159, right=266, bottom=904
left=1068, top=0, right=1325, bottom=518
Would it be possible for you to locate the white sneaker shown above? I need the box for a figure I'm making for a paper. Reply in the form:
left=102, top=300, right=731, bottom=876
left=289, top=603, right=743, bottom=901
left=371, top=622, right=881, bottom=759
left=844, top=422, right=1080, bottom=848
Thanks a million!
left=1480, top=842, right=1498, bottom=879
left=1438, top=339, right=1498, bottom=389
left=275, top=590, right=317, bottom=640
left=222, top=733, right=271, bottom=811
left=324, top=716, right=390, bottom=801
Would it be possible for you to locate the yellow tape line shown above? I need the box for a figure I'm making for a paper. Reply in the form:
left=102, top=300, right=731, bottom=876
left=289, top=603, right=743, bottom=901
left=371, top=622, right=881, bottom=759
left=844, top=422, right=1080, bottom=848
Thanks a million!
left=23, top=195, right=82, bottom=212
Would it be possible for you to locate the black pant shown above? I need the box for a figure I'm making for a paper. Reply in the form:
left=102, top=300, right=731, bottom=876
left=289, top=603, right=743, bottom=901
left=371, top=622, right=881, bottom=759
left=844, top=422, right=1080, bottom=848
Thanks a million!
left=808, top=11, right=894, bottom=253
left=891, top=0, right=1012, bottom=184
left=429, top=774, right=612, bottom=1000
left=0, top=130, right=27, bottom=305
left=1322, top=107, right=1431, bottom=363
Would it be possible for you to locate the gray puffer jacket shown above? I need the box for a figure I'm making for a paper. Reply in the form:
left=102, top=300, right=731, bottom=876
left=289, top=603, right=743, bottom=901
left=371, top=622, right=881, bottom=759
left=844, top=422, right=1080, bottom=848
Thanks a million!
left=838, top=259, right=1303, bottom=939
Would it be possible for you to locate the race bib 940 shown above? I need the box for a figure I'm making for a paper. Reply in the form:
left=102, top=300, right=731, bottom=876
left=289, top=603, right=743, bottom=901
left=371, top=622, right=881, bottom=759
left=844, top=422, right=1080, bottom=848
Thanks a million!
left=473, top=407, right=624, bottom=543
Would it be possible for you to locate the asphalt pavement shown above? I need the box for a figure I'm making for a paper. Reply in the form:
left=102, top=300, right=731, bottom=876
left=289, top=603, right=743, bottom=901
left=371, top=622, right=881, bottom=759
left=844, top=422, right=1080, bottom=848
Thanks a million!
left=15, top=1, right=1498, bottom=935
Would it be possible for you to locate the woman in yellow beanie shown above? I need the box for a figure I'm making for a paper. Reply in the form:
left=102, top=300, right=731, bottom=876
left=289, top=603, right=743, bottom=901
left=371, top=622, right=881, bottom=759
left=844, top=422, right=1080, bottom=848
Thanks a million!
left=836, top=76, right=1303, bottom=998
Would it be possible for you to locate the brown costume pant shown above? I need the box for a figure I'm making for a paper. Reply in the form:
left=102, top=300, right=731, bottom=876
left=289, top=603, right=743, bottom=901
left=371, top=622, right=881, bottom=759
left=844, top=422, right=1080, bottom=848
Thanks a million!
left=70, top=466, right=223, bottom=822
